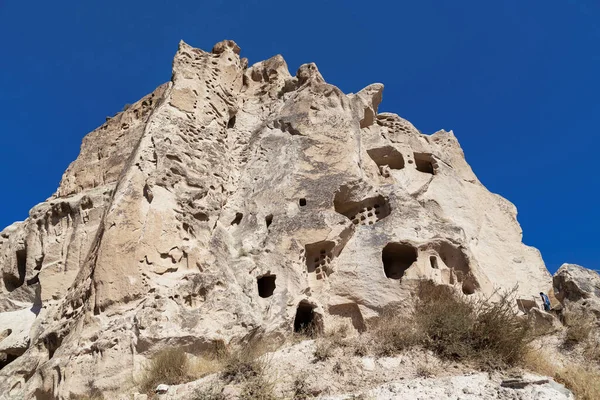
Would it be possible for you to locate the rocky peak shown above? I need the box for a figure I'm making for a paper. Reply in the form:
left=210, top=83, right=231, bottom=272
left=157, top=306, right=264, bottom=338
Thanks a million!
left=0, top=40, right=553, bottom=398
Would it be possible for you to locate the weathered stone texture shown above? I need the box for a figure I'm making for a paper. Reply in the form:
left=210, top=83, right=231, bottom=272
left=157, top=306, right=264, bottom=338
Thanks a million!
left=0, top=40, right=552, bottom=399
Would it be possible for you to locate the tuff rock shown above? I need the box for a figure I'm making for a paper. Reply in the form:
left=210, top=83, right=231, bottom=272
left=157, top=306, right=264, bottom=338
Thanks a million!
left=553, top=263, right=600, bottom=320
left=0, top=39, right=552, bottom=398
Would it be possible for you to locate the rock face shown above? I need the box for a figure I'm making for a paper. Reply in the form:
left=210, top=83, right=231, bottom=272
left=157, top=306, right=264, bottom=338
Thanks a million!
left=553, top=263, right=600, bottom=320
left=0, top=40, right=551, bottom=398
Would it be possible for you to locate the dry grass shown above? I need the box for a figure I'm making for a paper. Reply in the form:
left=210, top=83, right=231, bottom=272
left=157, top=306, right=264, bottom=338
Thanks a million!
left=189, top=355, right=223, bottom=380
left=239, top=374, right=278, bottom=400
left=291, top=374, right=312, bottom=400
left=415, top=363, right=434, bottom=378
left=219, top=341, right=269, bottom=384
left=192, top=384, right=227, bottom=400
left=555, top=365, right=600, bottom=400
left=415, top=281, right=530, bottom=367
left=360, top=281, right=530, bottom=368
left=369, top=307, right=420, bottom=357
left=523, top=346, right=600, bottom=400
left=563, top=311, right=594, bottom=346
left=584, top=339, right=600, bottom=363
left=137, top=340, right=278, bottom=399
left=139, top=347, right=191, bottom=394
left=314, top=339, right=335, bottom=362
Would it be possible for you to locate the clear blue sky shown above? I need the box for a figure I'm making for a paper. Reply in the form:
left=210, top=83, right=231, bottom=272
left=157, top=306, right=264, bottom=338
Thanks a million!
left=1, top=1, right=598, bottom=274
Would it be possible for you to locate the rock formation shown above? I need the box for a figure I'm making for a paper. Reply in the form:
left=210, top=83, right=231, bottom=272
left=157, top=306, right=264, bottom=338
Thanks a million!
left=0, top=39, right=552, bottom=399
left=554, top=263, right=600, bottom=321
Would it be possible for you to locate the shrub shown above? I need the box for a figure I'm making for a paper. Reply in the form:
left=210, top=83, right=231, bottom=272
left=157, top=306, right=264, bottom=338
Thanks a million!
left=524, top=347, right=600, bottom=400
left=192, top=384, right=227, bottom=400
left=220, top=340, right=268, bottom=383
left=314, top=339, right=335, bottom=362
left=555, top=365, right=600, bottom=400
left=369, top=305, right=420, bottom=356
left=470, top=291, right=530, bottom=366
left=414, top=282, right=475, bottom=360
left=584, top=339, right=600, bottom=364
left=291, top=374, right=311, bottom=400
left=414, top=281, right=530, bottom=367
left=239, top=374, right=278, bottom=400
left=139, top=347, right=190, bottom=394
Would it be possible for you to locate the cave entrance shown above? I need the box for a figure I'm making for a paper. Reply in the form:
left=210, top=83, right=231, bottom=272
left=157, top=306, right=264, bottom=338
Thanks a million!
left=414, top=153, right=436, bottom=174
left=257, top=275, right=276, bottom=298
left=382, top=242, right=418, bottom=280
left=3, top=249, right=27, bottom=292
left=367, top=146, right=405, bottom=170
left=294, top=301, right=321, bottom=335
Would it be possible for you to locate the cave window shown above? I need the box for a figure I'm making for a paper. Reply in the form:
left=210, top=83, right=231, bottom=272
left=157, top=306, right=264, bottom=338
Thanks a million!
left=294, top=301, right=321, bottom=335
left=462, top=278, right=477, bottom=295
left=414, top=153, right=435, bottom=174
left=299, top=198, right=307, bottom=207
left=430, top=256, right=439, bottom=269
left=382, top=242, right=418, bottom=280
left=265, top=214, right=273, bottom=228
left=230, top=213, right=243, bottom=225
left=257, top=275, right=276, bottom=298
left=367, top=146, right=405, bottom=171
left=3, top=249, right=27, bottom=292
left=227, top=115, right=236, bottom=129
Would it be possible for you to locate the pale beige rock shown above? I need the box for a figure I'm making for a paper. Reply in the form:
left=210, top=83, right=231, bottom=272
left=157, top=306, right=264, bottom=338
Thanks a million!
left=0, top=39, right=553, bottom=398
left=553, top=263, right=600, bottom=320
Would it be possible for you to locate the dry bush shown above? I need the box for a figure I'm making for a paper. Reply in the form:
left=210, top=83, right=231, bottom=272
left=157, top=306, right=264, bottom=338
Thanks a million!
left=584, top=339, right=600, bottom=364
left=239, top=374, right=278, bottom=400
left=324, top=322, right=351, bottom=348
left=189, top=355, right=223, bottom=379
left=563, top=311, right=593, bottom=346
left=470, top=291, right=530, bottom=367
left=415, top=282, right=475, bottom=360
left=291, top=374, right=311, bottom=400
left=352, top=337, right=370, bottom=357
left=314, top=339, right=335, bottom=362
left=220, top=340, right=269, bottom=384
left=415, top=282, right=530, bottom=367
left=192, top=384, right=227, bottom=400
left=72, top=395, right=104, bottom=400
left=523, top=346, right=600, bottom=400
left=415, top=363, right=434, bottom=378
left=370, top=307, right=420, bottom=357
left=139, top=347, right=190, bottom=394
left=522, top=347, right=557, bottom=377
left=555, top=365, right=600, bottom=400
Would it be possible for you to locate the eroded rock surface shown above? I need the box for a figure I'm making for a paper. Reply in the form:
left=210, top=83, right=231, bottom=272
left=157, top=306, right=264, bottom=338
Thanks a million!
left=0, top=39, right=551, bottom=399
left=553, top=263, right=600, bottom=320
